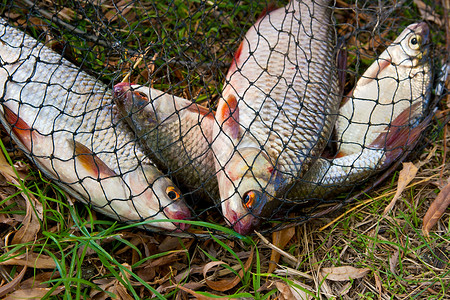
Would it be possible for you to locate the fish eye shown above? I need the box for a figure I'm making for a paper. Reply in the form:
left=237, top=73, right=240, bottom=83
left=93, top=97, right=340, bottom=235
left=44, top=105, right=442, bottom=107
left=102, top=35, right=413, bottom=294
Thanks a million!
left=408, top=35, right=421, bottom=50
left=166, top=186, right=180, bottom=201
left=242, top=190, right=258, bottom=209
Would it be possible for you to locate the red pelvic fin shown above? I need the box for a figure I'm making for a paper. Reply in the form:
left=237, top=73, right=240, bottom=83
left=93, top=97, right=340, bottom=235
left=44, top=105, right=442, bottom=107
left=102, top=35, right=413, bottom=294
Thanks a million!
left=217, top=94, right=240, bottom=140
left=3, top=105, right=33, bottom=149
left=72, top=140, right=116, bottom=179
left=370, top=102, right=428, bottom=164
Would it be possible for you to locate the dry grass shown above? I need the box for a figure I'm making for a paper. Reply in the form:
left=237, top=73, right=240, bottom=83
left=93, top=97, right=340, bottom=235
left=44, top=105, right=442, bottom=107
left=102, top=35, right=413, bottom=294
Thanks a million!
left=0, top=0, right=448, bottom=299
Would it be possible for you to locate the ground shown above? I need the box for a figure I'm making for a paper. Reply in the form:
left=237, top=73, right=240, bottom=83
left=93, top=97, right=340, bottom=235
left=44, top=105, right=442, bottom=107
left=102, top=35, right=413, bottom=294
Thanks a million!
left=0, top=0, right=448, bottom=299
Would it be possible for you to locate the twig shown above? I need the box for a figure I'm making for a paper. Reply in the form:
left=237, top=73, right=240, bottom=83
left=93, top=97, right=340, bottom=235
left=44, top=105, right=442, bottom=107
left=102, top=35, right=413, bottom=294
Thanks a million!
left=254, top=231, right=299, bottom=265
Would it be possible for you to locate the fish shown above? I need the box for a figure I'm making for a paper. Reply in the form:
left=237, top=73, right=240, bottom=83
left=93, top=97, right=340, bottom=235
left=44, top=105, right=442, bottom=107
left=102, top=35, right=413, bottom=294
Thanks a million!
left=0, top=18, right=191, bottom=232
left=291, top=22, right=432, bottom=199
left=212, top=0, right=340, bottom=234
left=113, top=82, right=218, bottom=200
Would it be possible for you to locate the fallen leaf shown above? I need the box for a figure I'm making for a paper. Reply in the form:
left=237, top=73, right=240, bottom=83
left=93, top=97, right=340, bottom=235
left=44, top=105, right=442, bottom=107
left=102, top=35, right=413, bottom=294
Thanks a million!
left=0, top=252, right=57, bottom=269
left=338, top=282, right=352, bottom=296
left=177, top=284, right=229, bottom=300
left=203, top=247, right=254, bottom=292
left=320, top=266, right=370, bottom=281
left=0, top=150, right=20, bottom=180
left=389, top=250, right=399, bottom=275
left=290, top=284, right=314, bottom=300
left=0, top=266, right=27, bottom=298
left=20, top=271, right=60, bottom=289
left=276, top=281, right=295, bottom=300
left=3, top=287, right=64, bottom=300
left=413, top=0, right=444, bottom=26
left=374, top=271, right=383, bottom=299
left=276, top=280, right=313, bottom=300
left=268, top=226, right=296, bottom=273
left=383, top=162, right=418, bottom=216
left=423, top=181, right=450, bottom=236
left=90, top=264, right=134, bottom=300
left=11, top=192, right=43, bottom=245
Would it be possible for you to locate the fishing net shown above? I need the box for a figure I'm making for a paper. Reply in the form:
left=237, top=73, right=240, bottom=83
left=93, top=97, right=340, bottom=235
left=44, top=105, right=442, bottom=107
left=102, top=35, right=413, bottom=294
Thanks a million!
left=0, top=0, right=447, bottom=236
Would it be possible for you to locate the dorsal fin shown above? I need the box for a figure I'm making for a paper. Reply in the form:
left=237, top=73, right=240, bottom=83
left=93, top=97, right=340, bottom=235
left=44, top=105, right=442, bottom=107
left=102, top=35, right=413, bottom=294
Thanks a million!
left=72, top=140, right=116, bottom=179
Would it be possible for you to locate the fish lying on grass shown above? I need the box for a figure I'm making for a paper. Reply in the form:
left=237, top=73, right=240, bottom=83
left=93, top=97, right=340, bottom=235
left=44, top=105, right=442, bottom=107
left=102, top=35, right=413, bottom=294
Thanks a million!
left=113, top=82, right=218, bottom=200
left=115, top=22, right=433, bottom=234
left=293, top=22, right=432, bottom=199
left=212, top=0, right=340, bottom=234
left=0, top=18, right=191, bottom=231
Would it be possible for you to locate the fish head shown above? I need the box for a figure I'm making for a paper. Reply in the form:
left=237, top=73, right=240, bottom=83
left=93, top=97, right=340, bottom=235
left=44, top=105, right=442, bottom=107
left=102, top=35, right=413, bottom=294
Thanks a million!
left=390, top=22, right=430, bottom=67
left=124, top=165, right=191, bottom=232
left=113, top=82, right=159, bottom=131
left=218, top=147, right=280, bottom=235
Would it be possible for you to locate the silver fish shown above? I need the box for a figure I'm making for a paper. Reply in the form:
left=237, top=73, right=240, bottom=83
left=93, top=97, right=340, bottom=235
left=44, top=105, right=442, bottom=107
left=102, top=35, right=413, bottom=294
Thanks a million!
left=113, top=82, right=218, bottom=199
left=0, top=18, right=191, bottom=231
left=212, top=0, right=340, bottom=234
left=292, top=22, right=432, bottom=199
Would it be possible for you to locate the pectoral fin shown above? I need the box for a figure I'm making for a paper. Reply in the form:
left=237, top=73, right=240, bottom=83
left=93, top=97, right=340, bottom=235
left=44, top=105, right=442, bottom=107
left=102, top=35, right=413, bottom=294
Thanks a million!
left=370, top=102, right=428, bottom=165
left=216, top=94, right=240, bottom=141
left=71, top=140, right=116, bottom=179
left=2, top=105, right=35, bottom=149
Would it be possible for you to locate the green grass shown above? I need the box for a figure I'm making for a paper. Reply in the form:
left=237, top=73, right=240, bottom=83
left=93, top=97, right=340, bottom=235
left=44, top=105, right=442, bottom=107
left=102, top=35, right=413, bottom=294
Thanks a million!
left=0, top=0, right=448, bottom=299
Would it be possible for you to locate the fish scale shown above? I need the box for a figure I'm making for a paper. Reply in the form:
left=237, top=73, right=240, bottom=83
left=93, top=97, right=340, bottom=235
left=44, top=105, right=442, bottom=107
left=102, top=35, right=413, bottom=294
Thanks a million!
left=113, top=84, right=218, bottom=199
left=213, top=0, right=340, bottom=234
left=0, top=18, right=191, bottom=231
left=224, top=0, right=338, bottom=176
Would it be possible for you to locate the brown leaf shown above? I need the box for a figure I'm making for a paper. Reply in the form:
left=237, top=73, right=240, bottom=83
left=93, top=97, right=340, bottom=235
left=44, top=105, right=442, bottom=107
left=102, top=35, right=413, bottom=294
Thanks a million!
left=0, top=266, right=27, bottom=298
left=0, top=149, right=21, bottom=180
left=203, top=247, right=254, bottom=292
left=11, top=193, right=42, bottom=245
left=320, top=266, right=370, bottom=281
left=423, top=181, right=450, bottom=236
left=20, top=271, right=60, bottom=289
left=276, top=281, right=295, bottom=300
left=177, top=284, right=229, bottom=300
left=389, top=250, right=399, bottom=275
left=374, top=271, right=383, bottom=299
left=268, top=226, right=296, bottom=273
left=383, top=162, right=418, bottom=216
left=0, top=252, right=57, bottom=269
left=413, top=0, right=444, bottom=26
left=3, top=287, right=64, bottom=300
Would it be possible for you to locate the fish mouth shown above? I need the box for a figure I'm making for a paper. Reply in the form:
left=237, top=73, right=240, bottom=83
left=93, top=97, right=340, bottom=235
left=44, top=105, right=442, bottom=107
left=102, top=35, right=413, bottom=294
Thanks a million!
left=224, top=201, right=260, bottom=235
left=163, top=207, right=191, bottom=232
left=113, top=82, right=132, bottom=96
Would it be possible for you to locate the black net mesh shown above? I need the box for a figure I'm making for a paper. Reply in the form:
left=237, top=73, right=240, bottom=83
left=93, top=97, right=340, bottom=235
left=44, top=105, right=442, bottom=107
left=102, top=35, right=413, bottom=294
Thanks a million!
left=0, top=0, right=447, bottom=236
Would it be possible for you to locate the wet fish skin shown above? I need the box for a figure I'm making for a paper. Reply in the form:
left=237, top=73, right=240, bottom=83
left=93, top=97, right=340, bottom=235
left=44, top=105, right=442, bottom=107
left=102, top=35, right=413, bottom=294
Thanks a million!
left=212, top=0, right=340, bottom=234
left=292, top=22, right=432, bottom=199
left=0, top=18, right=191, bottom=231
left=113, top=82, right=218, bottom=200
